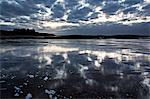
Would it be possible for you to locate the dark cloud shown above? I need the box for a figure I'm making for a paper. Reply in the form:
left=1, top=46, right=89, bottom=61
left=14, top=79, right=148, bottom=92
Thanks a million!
left=0, top=0, right=40, bottom=18
left=0, top=0, right=148, bottom=19
left=142, top=4, right=150, bottom=16
left=51, top=4, right=65, bottom=18
left=68, top=7, right=92, bottom=21
left=123, top=7, right=137, bottom=14
left=86, top=0, right=101, bottom=5
left=101, top=2, right=123, bottom=15
left=0, top=25, right=16, bottom=30
left=143, top=4, right=150, bottom=10
left=57, top=22, right=150, bottom=35
left=0, top=0, right=149, bottom=35
left=123, top=0, right=143, bottom=5
left=87, top=12, right=99, bottom=19
left=65, top=0, right=78, bottom=8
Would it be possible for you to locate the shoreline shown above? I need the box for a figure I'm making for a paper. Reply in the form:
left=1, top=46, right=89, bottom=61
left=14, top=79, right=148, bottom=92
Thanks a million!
left=1, top=29, right=149, bottom=39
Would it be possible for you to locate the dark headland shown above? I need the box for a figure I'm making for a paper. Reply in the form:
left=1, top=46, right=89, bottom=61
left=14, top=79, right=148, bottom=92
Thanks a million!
left=0, top=29, right=149, bottom=39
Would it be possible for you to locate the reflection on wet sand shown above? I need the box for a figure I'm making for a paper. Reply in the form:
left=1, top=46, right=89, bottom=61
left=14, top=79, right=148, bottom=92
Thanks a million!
left=0, top=39, right=150, bottom=98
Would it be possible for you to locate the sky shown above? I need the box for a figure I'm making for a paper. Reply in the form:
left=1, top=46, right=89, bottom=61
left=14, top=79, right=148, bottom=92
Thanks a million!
left=0, top=0, right=150, bottom=35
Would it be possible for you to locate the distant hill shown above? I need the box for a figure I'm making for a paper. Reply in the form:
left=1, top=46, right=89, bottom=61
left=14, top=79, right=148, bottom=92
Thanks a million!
left=0, top=29, right=149, bottom=39
left=0, top=29, right=55, bottom=36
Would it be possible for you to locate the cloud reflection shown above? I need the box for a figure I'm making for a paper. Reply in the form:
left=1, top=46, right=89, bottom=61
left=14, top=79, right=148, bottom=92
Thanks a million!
left=0, top=39, right=150, bottom=98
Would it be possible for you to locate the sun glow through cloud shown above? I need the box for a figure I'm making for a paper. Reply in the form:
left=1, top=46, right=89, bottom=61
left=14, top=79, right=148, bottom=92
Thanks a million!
left=42, top=21, right=80, bottom=29
left=0, top=22, right=16, bottom=26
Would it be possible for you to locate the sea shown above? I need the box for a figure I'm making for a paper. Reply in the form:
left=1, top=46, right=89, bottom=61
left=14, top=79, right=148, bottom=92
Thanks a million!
left=0, top=39, right=150, bottom=99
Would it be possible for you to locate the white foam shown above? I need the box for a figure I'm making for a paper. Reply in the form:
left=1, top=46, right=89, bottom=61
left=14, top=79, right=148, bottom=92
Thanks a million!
left=45, top=89, right=56, bottom=98
left=55, top=69, right=67, bottom=79
left=44, top=76, right=48, bottom=81
left=62, top=53, right=68, bottom=60
left=27, top=75, right=34, bottom=78
left=14, top=93, right=19, bottom=96
left=94, top=60, right=101, bottom=67
left=143, top=78, right=150, bottom=88
left=14, top=86, right=21, bottom=92
left=25, top=93, right=32, bottom=99
left=87, top=57, right=92, bottom=62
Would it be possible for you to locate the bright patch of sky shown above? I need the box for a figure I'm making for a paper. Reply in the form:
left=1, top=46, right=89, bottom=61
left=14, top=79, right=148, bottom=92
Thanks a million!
left=42, top=21, right=79, bottom=29
left=0, top=22, right=16, bottom=26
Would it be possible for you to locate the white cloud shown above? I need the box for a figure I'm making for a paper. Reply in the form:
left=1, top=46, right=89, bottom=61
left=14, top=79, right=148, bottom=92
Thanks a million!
left=17, top=16, right=30, bottom=20
left=0, top=0, right=149, bottom=32
left=119, top=16, right=150, bottom=25
left=61, top=14, right=69, bottom=21
left=78, top=0, right=86, bottom=6
left=0, top=22, right=16, bottom=26
left=87, top=12, right=93, bottom=17
left=42, top=21, right=80, bottom=29
left=36, top=4, right=53, bottom=16
left=56, top=0, right=64, bottom=3
left=0, top=0, right=23, bottom=8
left=144, top=0, right=150, bottom=3
left=95, top=6, right=102, bottom=12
